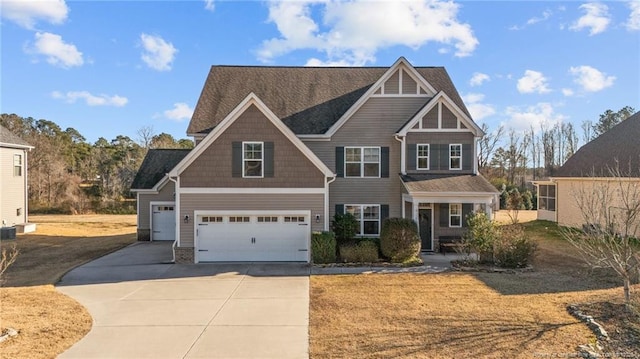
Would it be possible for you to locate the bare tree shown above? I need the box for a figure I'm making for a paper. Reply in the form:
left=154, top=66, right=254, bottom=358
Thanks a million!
left=478, top=123, right=504, bottom=171
left=581, top=120, right=594, bottom=146
left=137, top=125, right=155, bottom=149
left=560, top=166, right=640, bottom=307
left=0, top=244, right=18, bottom=284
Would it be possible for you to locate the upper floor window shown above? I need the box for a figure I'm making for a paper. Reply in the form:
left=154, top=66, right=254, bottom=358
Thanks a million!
left=345, top=204, right=380, bottom=236
left=449, top=203, right=462, bottom=227
left=538, top=185, right=556, bottom=212
left=243, top=142, right=263, bottom=177
left=417, top=144, right=429, bottom=170
left=345, top=147, right=380, bottom=178
left=13, top=154, right=22, bottom=177
left=449, top=144, right=462, bottom=170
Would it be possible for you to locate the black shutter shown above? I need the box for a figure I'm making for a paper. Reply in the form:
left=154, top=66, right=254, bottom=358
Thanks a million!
left=407, top=144, right=416, bottom=171
left=264, top=142, right=274, bottom=177
left=430, top=144, right=439, bottom=170
left=232, top=142, right=242, bottom=177
left=462, top=203, right=474, bottom=227
left=335, top=204, right=344, bottom=215
left=381, top=147, right=389, bottom=178
left=380, top=204, right=389, bottom=222
left=440, top=144, right=449, bottom=170
left=462, top=144, right=472, bottom=171
left=335, top=147, right=344, bottom=177
left=439, top=203, right=449, bottom=227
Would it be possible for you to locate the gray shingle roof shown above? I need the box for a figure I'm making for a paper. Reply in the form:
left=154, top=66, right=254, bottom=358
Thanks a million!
left=131, top=149, right=191, bottom=190
left=188, top=65, right=470, bottom=135
left=0, top=125, right=32, bottom=148
left=401, top=174, right=499, bottom=193
left=555, top=111, right=640, bottom=177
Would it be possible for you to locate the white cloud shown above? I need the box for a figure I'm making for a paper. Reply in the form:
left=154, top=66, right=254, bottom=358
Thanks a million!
left=51, top=91, right=128, bottom=107
left=0, top=0, right=68, bottom=29
left=626, top=1, right=640, bottom=31
left=163, top=103, right=193, bottom=121
left=469, top=72, right=490, bottom=87
left=140, top=33, right=177, bottom=71
left=561, top=88, right=574, bottom=96
left=510, top=9, right=552, bottom=30
left=258, top=0, right=478, bottom=66
left=570, top=2, right=611, bottom=35
left=504, top=103, right=567, bottom=132
left=28, top=32, right=83, bottom=68
left=569, top=65, right=615, bottom=92
left=204, top=0, right=215, bottom=12
left=517, top=70, right=551, bottom=94
left=462, top=93, right=496, bottom=121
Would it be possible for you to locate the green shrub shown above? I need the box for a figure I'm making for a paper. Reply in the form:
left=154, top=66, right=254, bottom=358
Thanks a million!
left=339, top=241, right=379, bottom=263
left=493, top=225, right=537, bottom=268
left=332, top=213, right=359, bottom=245
left=463, top=211, right=499, bottom=263
left=311, top=231, right=337, bottom=264
left=380, top=218, right=420, bottom=263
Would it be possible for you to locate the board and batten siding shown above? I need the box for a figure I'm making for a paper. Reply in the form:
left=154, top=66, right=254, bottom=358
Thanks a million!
left=405, top=132, right=475, bottom=174
left=179, top=193, right=325, bottom=248
left=137, top=180, right=176, bottom=229
left=303, top=97, right=429, bottom=219
left=181, top=104, right=325, bottom=189
left=0, top=147, right=28, bottom=226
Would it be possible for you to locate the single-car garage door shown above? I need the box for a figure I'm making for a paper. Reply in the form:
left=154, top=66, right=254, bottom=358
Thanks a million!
left=151, top=204, right=175, bottom=241
left=195, top=211, right=310, bottom=262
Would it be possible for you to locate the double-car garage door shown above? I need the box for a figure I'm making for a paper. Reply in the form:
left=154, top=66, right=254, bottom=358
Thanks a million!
left=195, top=211, right=310, bottom=262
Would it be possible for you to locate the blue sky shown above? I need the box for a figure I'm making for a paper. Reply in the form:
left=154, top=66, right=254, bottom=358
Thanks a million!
left=1, top=0, right=638, bottom=146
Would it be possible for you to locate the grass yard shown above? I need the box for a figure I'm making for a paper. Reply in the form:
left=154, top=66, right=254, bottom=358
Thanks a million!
left=310, top=219, right=640, bottom=358
left=0, top=214, right=137, bottom=359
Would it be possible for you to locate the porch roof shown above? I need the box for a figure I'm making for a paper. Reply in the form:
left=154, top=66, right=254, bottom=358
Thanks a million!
left=400, top=174, right=499, bottom=194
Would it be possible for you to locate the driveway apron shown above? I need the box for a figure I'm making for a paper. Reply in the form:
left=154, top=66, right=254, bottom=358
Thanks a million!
left=56, top=242, right=310, bottom=359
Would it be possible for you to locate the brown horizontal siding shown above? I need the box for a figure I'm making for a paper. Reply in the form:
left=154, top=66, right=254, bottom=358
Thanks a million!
left=181, top=104, right=325, bottom=188
left=179, top=193, right=325, bottom=247
left=137, top=181, right=175, bottom=230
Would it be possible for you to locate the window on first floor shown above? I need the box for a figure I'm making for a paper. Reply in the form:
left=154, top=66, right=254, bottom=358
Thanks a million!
left=345, top=204, right=380, bottom=236
left=538, top=184, right=556, bottom=211
left=13, top=154, right=22, bottom=177
left=417, top=144, right=429, bottom=170
left=449, top=203, right=462, bottom=227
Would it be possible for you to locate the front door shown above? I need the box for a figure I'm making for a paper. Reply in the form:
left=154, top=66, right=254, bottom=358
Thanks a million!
left=418, top=208, right=432, bottom=251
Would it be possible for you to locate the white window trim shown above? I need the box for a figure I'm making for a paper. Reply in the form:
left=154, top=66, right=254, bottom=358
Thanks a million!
left=345, top=204, right=381, bottom=236
left=344, top=146, right=381, bottom=178
left=242, top=141, right=264, bottom=178
left=449, top=203, right=462, bottom=228
left=449, top=144, right=462, bottom=170
left=416, top=144, right=430, bottom=170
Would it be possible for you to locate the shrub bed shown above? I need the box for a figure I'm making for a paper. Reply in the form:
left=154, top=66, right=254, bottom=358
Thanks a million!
left=380, top=218, right=420, bottom=263
left=311, top=231, right=337, bottom=264
left=339, top=241, right=379, bottom=263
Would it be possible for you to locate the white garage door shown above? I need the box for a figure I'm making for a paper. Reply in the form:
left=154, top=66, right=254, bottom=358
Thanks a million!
left=196, top=212, right=310, bottom=262
left=151, top=204, right=175, bottom=241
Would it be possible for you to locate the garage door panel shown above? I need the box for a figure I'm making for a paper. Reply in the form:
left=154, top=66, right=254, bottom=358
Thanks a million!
left=196, top=214, right=309, bottom=262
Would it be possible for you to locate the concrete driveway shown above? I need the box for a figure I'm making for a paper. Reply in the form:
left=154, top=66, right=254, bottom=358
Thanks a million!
left=56, top=242, right=309, bottom=359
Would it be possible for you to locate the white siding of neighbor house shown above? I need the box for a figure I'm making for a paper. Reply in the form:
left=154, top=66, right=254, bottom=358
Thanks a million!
left=303, top=97, right=428, bottom=219
left=556, top=178, right=640, bottom=237
left=179, top=193, right=325, bottom=248
left=137, top=180, right=176, bottom=230
left=0, top=147, right=28, bottom=226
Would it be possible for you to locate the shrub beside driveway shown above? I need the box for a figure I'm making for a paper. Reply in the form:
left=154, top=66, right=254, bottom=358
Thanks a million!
left=0, top=215, right=136, bottom=359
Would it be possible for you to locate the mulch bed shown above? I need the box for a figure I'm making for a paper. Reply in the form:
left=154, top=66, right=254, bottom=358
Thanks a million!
left=575, top=301, right=640, bottom=358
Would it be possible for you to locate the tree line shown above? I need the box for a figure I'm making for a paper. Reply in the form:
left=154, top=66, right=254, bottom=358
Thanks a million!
left=1, top=114, right=193, bottom=214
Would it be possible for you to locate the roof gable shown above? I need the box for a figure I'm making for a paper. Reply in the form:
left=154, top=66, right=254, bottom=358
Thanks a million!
left=0, top=125, right=33, bottom=149
left=188, top=57, right=470, bottom=137
left=172, top=93, right=334, bottom=177
left=555, top=111, right=640, bottom=178
left=131, top=149, right=191, bottom=190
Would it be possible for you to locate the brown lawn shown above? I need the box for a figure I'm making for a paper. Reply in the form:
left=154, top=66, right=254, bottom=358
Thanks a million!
left=0, top=214, right=136, bottom=359
left=310, top=219, right=639, bottom=358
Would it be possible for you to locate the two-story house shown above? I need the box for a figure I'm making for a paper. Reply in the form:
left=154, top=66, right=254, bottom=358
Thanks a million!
left=131, top=57, right=499, bottom=263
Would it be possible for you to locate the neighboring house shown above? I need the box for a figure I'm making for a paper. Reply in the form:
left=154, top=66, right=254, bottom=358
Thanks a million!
left=132, top=57, right=499, bottom=263
left=0, top=125, right=36, bottom=233
left=534, top=111, right=640, bottom=234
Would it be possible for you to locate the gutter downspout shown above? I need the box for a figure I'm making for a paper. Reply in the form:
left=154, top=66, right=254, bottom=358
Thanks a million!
left=394, top=135, right=405, bottom=175
left=168, top=175, right=178, bottom=263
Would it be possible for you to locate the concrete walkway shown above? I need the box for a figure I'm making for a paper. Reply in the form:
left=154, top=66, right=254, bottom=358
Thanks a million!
left=57, top=242, right=309, bottom=359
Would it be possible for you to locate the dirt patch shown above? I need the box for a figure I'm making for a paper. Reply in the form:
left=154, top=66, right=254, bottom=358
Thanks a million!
left=0, top=214, right=137, bottom=358
left=576, top=301, right=640, bottom=358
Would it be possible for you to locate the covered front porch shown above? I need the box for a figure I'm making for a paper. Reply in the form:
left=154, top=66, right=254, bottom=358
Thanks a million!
left=400, top=174, right=499, bottom=252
